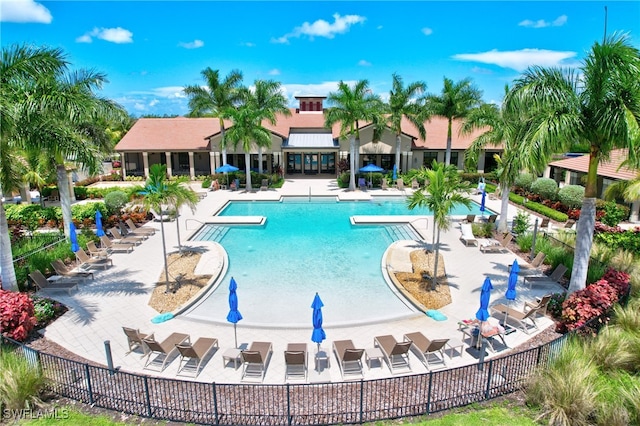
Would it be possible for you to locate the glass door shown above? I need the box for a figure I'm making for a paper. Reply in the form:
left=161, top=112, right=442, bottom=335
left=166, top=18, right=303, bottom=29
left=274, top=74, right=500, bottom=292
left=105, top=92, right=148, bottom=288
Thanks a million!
left=304, top=154, right=318, bottom=174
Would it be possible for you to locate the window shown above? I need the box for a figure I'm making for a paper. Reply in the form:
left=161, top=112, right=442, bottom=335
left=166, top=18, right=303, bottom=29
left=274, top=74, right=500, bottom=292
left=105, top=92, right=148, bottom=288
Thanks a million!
left=423, top=151, right=438, bottom=167
left=381, top=155, right=393, bottom=170
left=450, top=152, right=460, bottom=169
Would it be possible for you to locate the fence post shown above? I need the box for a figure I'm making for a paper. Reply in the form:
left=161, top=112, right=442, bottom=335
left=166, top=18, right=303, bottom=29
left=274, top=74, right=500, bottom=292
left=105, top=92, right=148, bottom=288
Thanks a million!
left=426, top=371, right=433, bottom=415
left=84, top=363, right=94, bottom=404
left=212, top=382, right=219, bottom=426
left=536, top=344, right=543, bottom=366
left=143, top=376, right=152, bottom=418
left=484, top=360, right=494, bottom=399
left=359, top=379, right=364, bottom=424
left=287, top=383, right=291, bottom=426
left=104, top=340, right=115, bottom=375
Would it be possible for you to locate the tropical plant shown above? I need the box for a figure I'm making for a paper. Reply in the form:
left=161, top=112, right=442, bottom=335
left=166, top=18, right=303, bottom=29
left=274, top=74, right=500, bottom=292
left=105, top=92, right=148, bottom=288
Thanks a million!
left=133, top=164, right=197, bottom=291
left=0, top=348, right=47, bottom=410
left=325, top=80, right=385, bottom=191
left=514, top=173, right=536, bottom=192
left=511, top=210, right=531, bottom=235
left=426, top=77, right=483, bottom=166
left=407, top=162, right=471, bottom=290
left=386, top=74, right=428, bottom=171
left=103, top=190, right=128, bottom=216
left=557, top=184, right=585, bottom=209
left=509, top=34, right=640, bottom=294
left=0, top=44, right=68, bottom=291
left=183, top=68, right=244, bottom=165
left=530, top=177, right=558, bottom=201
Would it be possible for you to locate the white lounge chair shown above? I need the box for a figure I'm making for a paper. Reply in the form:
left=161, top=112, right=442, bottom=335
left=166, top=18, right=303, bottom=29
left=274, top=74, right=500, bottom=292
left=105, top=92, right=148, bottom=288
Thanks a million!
left=459, top=223, right=478, bottom=246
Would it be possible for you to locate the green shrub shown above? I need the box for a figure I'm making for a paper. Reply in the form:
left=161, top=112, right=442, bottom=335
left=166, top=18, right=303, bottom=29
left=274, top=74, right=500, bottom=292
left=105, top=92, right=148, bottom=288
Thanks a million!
left=471, top=222, right=494, bottom=238
left=31, top=296, right=66, bottom=327
left=586, top=261, right=607, bottom=285
left=71, top=202, right=105, bottom=223
left=73, top=186, right=88, bottom=200
left=595, top=229, right=640, bottom=254
left=516, top=233, right=533, bottom=253
left=531, top=177, right=558, bottom=200
left=557, top=185, right=585, bottom=208
left=514, top=173, right=536, bottom=191
left=601, top=201, right=629, bottom=226
left=547, top=292, right=566, bottom=319
left=104, top=191, right=128, bottom=215
left=512, top=210, right=531, bottom=235
left=0, top=347, right=47, bottom=410
left=202, top=178, right=211, bottom=189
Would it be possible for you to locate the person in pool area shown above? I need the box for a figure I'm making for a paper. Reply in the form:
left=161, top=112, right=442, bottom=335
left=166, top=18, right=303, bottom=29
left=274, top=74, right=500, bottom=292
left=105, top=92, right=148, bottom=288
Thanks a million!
left=476, top=178, right=486, bottom=194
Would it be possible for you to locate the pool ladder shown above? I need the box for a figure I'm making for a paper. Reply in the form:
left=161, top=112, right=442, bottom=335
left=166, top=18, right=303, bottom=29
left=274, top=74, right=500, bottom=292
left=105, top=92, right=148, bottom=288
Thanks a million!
left=190, top=225, right=229, bottom=242
left=386, top=225, right=421, bottom=241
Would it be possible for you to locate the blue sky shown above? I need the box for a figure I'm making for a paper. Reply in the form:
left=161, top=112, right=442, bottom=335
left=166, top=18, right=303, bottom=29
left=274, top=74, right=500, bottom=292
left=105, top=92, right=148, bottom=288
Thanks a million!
left=2, top=1, right=639, bottom=117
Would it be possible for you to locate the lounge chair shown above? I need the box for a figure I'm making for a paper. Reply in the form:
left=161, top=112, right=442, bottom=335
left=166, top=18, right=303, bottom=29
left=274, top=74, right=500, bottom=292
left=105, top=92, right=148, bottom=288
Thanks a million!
left=396, top=179, right=405, bottom=191
left=175, top=337, right=218, bottom=377
left=75, top=248, right=113, bottom=270
left=86, top=241, right=110, bottom=259
left=464, top=214, right=476, bottom=223
left=109, top=227, right=144, bottom=245
left=125, top=219, right=155, bottom=236
left=564, top=219, right=576, bottom=229
left=142, top=332, right=190, bottom=372
left=411, top=178, right=419, bottom=190
left=358, top=178, right=367, bottom=191
left=488, top=188, right=500, bottom=200
left=524, top=293, right=552, bottom=317
left=241, top=341, right=273, bottom=382
left=122, top=326, right=153, bottom=356
left=539, top=217, right=550, bottom=229
left=523, top=264, right=568, bottom=289
left=512, top=252, right=546, bottom=273
left=260, top=179, right=269, bottom=191
left=118, top=222, right=148, bottom=240
left=29, top=270, right=78, bottom=296
left=284, top=343, right=307, bottom=381
left=332, top=340, right=364, bottom=380
left=381, top=179, right=389, bottom=190
left=487, top=214, right=498, bottom=223
left=491, top=303, right=539, bottom=334
left=374, top=335, right=412, bottom=374
left=460, top=223, right=478, bottom=246
left=479, top=233, right=512, bottom=253
left=403, top=332, right=448, bottom=370
left=100, top=235, right=134, bottom=253
left=51, top=259, right=94, bottom=281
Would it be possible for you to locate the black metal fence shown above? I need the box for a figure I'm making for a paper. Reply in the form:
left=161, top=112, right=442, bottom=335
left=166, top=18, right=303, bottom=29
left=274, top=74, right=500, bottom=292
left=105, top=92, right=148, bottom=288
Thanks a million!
left=2, top=334, right=568, bottom=425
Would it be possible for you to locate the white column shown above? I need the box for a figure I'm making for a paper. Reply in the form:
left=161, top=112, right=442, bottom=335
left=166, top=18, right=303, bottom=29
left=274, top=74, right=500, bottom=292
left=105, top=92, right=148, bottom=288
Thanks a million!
left=564, top=171, right=572, bottom=186
left=143, top=152, right=150, bottom=178
left=543, top=166, right=551, bottom=178
left=257, top=147, right=263, bottom=174
left=209, top=152, right=216, bottom=175
left=407, top=152, right=414, bottom=171
left=121, top=154, right=127, bottom=180
left=188, top=152, right=195, bottom=180
left=630, top=201, right=639, bottom=223
left=165, top=152, right=173, bottom=178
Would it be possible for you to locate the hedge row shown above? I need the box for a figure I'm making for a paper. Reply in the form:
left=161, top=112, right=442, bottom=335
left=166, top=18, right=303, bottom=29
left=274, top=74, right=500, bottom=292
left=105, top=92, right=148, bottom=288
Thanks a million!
left=486, top=183, right=569, bottom=222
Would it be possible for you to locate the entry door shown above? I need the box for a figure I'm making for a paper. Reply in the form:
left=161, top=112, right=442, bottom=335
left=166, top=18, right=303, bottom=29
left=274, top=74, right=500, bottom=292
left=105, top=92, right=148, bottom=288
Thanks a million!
left=287, top=153, right=302, bottom=174
left=304, top=154, right=318, bottom=174
left=320, top=153, right=335, bottom=174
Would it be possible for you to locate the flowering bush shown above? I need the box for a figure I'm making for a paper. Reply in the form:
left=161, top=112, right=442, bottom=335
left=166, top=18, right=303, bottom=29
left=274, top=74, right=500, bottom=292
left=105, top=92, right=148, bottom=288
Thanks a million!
left=0, top=290, right=36, bottom=342
left=601, top=269, right=631, bottom=299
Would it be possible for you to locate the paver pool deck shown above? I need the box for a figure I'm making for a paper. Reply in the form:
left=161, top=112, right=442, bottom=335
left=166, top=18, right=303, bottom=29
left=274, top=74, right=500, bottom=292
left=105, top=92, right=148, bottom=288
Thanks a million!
left=40, top=178, right=565, bottom=384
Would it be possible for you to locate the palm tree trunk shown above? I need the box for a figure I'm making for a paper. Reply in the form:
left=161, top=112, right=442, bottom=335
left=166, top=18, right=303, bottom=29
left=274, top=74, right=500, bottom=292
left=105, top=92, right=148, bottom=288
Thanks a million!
left=245, top=152, right=252, bottom=191
left=258, top=147, right=263, bottom=174
left=159, top=217, right=170, bottom=292
left=444, top=119, right=453, bottom=166
left=220, top=124, right=228, bottom=165
left=568, top=197, right=596, bottom=293
left=175, top=207, right=182, bottom=254
left=56, top=164, right=73, bottom=238
left=349, top=136, right=357, bottom=191
left=0, top=198, right=18, bottom=291
left=395, top=134, right=402, bottom=172
left=497, top=183, right=510, bottom=233
left=432, top=228, right=441, bottom=291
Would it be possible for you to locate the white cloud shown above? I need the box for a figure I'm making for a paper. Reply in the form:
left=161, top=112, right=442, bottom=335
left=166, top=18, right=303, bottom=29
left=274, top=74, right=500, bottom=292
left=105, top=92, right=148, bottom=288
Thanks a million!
left=358, top=59, right=371, bottom=66
left=453, top=48, right=577, bottom=72
left=268, top=69, right=281, bottom=76
left=76, top=27, right=133, bottom=44
left=376, top=25, right=383, bottom=30
left=421, top=27, right=433, bottom=36
left=0, top=0, right=52, bottom=23
left=242, top=42, right=255, bottom=47
left=178, top=39, right=204, bottom=49
left=272, top=13, right=366, bottom=43
left=519, top=14, right=568, bottom=28
left=149, top=99, right=159, bottom=107
left=470, top=66, right=493, bottom=75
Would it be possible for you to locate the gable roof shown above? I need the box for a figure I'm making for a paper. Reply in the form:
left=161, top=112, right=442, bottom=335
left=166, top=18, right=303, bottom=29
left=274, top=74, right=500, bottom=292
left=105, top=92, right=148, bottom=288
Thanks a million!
left=549, top=149, right=636, bottom=181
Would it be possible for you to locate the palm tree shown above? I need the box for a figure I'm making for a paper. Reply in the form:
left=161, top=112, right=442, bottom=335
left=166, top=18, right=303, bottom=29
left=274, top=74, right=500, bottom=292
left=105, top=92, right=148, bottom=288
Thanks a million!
left=325, top=80, right=384, bottom=191
left=426, top=77, right=483, bottom=166
left=134, top=164, right=197, bottom=292
left=225, top=99, right=272, bottom=191
left=0, top=44, right=67, bottom=290
left=246, top=80, right=291, bottom=174
left=21, top=68, right=127, bottom=239
left=170, top=180, right=199, bottom=254
left=407, top=162, right=471, bottom=290
left=462, top=91, right=550, bottom=233
left=183, top=68, right=244, bottom=166
left=387, top=74, right=429, bottom=172
left=509, top=34, right=640, bottom=293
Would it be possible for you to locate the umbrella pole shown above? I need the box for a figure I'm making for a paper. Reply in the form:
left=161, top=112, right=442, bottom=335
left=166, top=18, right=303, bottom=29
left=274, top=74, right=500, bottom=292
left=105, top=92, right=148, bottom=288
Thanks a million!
left=234, top=323, right=238, bottom=348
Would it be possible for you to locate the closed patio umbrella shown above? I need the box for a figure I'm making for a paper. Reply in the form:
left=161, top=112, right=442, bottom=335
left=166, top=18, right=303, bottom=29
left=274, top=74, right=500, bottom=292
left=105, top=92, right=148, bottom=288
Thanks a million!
left=311, top=293, right=326, bottom=354
left=69, top=222, right=80, bottom=253
left=392, top=164, right=397, bottom=181
left=504, top=259, right=519, bottom=327
left=226, top=277, right=243, bottom=348
left=475, top=277, right=493, bottom=321
left=95, top=210, right=105, bottom=237
left=480, top=189, right=486, bottom=216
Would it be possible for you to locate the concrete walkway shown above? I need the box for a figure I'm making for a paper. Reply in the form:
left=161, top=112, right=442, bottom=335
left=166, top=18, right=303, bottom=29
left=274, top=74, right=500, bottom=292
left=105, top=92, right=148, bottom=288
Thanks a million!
left=40, top=178, right=564, bottom=384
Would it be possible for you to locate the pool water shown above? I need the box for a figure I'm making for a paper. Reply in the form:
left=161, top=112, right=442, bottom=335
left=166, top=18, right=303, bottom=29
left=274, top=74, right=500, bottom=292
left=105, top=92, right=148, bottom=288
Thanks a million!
left=185, top=198, right=487, bottom=327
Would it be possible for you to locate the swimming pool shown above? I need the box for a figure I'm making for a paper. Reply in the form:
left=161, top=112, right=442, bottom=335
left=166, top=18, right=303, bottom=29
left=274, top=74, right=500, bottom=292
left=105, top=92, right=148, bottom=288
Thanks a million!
left=184, top=198, right=489, bottom=328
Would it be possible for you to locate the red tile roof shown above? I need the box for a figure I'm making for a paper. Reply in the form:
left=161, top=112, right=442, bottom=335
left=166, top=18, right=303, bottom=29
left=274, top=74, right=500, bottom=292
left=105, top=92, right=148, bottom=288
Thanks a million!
left=549, top=149, right=636, bottom=180
left=115, top=112, right=492, bottom=152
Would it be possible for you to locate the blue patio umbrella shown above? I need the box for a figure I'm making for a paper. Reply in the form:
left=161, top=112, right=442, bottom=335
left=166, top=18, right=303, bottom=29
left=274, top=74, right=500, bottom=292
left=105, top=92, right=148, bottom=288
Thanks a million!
left=480, top=189, right=487, bottom=216
left=69, top=222, right=80, bottom=253
left=311, top=293, right=326, bottom=353
left=215, top=164, right=240, bottom=187
left=392, top=164, right=398, bottom=181
left=506, top=259, right=519, bottom=301
left=226, top=277, right=243, bottom=348
left=475, top=277, right=493, bottom=321
left=94, top=210, right=105, bottom=237
left=359, top=163, right=384, bottom=187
